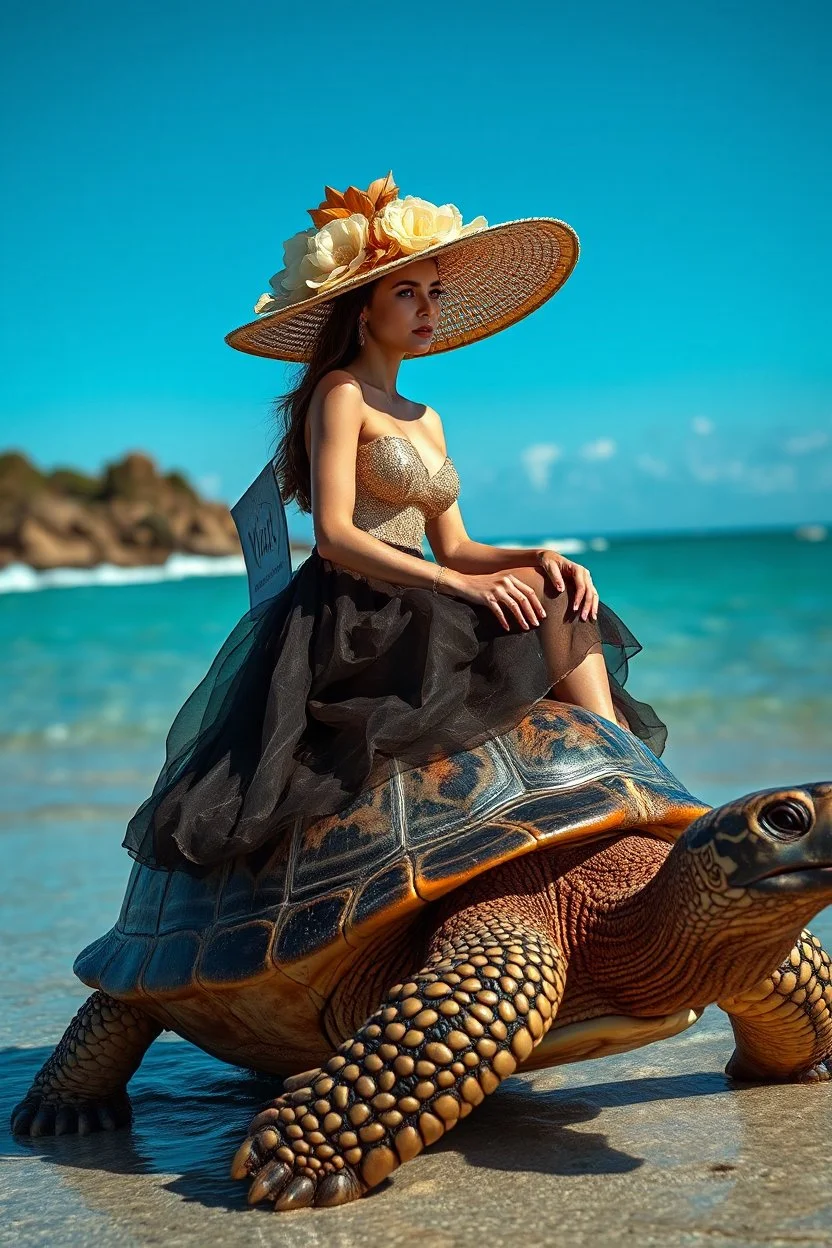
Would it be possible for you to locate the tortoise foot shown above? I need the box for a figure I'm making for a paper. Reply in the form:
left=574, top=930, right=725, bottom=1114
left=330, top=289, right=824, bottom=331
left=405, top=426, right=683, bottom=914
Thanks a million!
left=794, top=1058, right=832, bottom=1084
left=231, top=1095, right=365, bottom=1210
left=721, top=931, right=832, bottom=1087
left=10, top=991, right=159, bottom=1140
left=11, top=1090, right=132, bottom=1137
left=231, top=918, right=565, bottom=1212
left=725, top=1050, right=832, bottom=1085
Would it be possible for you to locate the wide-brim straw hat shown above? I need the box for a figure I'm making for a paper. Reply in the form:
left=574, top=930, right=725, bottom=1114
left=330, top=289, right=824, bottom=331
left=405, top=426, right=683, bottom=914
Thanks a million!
left=224, top=172, right=580, bottom=363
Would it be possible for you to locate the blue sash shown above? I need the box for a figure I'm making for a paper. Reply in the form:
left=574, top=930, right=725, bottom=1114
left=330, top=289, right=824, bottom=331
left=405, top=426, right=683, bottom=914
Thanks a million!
left=230, top=460, right=292, bottom=609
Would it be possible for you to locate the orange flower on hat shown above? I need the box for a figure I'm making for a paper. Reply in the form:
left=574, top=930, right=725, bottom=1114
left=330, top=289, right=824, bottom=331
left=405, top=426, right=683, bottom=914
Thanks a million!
left=254, top=171, right=488, bottom=315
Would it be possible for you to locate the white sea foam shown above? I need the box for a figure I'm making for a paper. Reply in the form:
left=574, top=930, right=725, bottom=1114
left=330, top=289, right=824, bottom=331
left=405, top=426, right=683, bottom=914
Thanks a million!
left=0, top=553, right=250, bottom=594
left=0, top=537, right=606, bottom=594
left=493, top=537, right=591, bottom=554
left=795, top=524, right=827, bottom=542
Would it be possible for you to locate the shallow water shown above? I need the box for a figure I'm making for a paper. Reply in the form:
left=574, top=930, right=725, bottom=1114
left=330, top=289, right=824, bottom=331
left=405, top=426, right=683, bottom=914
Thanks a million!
left=1, top=528, right=830, bottom=1245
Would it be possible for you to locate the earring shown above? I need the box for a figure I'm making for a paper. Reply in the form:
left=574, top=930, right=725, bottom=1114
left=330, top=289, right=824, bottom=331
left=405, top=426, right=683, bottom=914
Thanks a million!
left=358, top=317, right=366, bottom=347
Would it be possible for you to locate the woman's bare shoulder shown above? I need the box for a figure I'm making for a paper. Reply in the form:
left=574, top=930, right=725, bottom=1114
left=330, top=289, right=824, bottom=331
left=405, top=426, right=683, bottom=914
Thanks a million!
left=308, top=369, right=362, bottom=415
left=307, top=370, right=365, bottom=430
left=305, top=371, right=365, bottom=457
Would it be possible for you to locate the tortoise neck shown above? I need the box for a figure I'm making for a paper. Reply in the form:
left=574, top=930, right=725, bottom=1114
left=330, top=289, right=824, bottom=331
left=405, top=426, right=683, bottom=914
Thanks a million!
left=584, top=844, right=711, bottom=1013
left=581, top=834, right=808, bottom=1015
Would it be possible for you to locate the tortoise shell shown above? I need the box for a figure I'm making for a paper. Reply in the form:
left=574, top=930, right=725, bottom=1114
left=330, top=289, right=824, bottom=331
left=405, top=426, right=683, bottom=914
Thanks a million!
left=76, top=701, right=707, bottom=1012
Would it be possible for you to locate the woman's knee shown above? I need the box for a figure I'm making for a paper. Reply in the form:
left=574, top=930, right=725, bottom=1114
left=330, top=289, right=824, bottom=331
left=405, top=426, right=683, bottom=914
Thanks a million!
left=511, top=565, right=574, bottom=620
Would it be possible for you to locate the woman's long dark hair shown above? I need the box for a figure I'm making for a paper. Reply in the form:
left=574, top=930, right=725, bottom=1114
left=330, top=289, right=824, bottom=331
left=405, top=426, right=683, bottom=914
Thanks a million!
left=272, top=279, right=379, bottom=515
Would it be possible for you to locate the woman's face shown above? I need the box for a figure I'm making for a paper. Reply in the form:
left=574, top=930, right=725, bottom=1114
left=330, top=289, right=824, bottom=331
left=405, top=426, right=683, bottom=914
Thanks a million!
left=363, top=257, right=443, bottom=355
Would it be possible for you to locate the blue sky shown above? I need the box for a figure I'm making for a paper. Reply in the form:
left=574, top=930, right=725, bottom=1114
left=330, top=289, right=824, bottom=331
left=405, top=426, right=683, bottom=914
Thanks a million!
left=1, top=0, right=830, bottom=541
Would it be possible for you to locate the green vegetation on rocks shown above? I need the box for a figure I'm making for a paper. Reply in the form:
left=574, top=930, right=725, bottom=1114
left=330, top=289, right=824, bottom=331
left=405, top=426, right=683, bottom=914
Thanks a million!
left=0, top=450, right=241, bottom=570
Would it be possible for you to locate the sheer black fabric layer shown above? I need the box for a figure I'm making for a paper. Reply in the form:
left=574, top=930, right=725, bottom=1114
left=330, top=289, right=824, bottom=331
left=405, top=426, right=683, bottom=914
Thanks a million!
left=122, top=544, right=667, bottom=872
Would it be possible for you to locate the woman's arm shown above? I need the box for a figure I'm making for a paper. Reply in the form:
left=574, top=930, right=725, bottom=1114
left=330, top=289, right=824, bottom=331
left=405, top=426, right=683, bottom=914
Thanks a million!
left=424, top=419, right=553, bottom=573
left=428, top=503, right=549, bottom=573
left=309, top=373, right=467, bottom=594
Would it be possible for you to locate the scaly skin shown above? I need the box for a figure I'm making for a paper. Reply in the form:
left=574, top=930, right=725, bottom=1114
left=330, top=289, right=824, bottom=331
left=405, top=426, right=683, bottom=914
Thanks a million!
left=231, top=914, right=565, bottom=1211
left=10, top=991, right=161, bottom=1136
left=11, top=785, right=832, bottom=1215
left=721, top=930, right=832, bottom=1083
left=228, top=802, right=832, bottom=1213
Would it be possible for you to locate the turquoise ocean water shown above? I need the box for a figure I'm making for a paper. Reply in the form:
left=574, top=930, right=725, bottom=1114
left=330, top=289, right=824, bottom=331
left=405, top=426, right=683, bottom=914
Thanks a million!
left=1, top=528, right=830, bottom=1241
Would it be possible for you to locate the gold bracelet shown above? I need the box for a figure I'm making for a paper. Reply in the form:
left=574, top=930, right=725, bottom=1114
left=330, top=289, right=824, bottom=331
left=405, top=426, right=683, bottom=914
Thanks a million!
left=432, top=564, right=447, bottom=594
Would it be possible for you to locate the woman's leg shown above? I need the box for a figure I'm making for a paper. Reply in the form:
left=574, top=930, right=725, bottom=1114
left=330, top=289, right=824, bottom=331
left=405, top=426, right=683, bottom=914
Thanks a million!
left=507, top=564, right=623, bottom=728
left=552, top=647, right=619, bottom=722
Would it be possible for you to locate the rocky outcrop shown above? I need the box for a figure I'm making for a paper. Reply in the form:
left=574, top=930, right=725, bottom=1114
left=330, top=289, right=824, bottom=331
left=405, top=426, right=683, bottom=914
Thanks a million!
left=0, top=451, right=244, bottom=570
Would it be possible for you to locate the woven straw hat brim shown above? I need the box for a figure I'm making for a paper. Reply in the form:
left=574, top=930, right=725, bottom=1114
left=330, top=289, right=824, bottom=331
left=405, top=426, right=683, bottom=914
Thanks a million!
left=224, top=216, right=580, bottom=363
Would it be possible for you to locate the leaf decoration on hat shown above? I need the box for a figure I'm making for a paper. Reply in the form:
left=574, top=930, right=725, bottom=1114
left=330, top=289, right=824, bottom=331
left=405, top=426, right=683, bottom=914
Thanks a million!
left=253, top=169, right=488, bottom=314
left=365, top=171, right=399, bottom=207
left=308, top=170, right=400, bottom=229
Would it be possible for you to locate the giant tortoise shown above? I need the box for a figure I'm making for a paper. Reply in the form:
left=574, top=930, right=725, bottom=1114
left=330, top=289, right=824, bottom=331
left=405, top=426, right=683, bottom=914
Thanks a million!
left=11, top=700, right=832, bottom=1211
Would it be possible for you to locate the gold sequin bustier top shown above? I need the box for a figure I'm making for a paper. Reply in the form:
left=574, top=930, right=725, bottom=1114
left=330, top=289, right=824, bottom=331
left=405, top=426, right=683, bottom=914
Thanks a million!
left=352, top=435, right=460, bottom=553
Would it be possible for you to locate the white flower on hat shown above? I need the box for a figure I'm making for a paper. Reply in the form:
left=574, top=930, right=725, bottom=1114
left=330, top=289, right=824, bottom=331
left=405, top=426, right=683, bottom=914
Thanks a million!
left=253, top=172, right=488, bottom=315
left=254, top=228, right=315, bottom=313
left=254, top=216, right=370, bottom=313
left=376, top=195, right=488, bottom=254
left=296, top=213, right=370, bottom=292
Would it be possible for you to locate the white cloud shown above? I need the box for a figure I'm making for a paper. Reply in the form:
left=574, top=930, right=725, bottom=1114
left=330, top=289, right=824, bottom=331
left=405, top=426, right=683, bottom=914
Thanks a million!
left=579, top=438, right=617, bottom=461
left=687, top=455, right=798, bottom=494
left=635, top=454, right=671, bottom=479
left=692, top=416, right=714, bottom=435
left=520, top=443, right=562, bottom=490
left=743, top=463, right=797, bottom=494
left=783, top=431, right=830, bottom=455
left=688, top=458, right=746, bottom=484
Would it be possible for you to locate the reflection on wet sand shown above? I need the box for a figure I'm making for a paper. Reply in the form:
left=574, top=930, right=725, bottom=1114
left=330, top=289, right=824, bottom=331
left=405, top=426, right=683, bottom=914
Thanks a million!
left=4, top=1004, right=831, bottom=1246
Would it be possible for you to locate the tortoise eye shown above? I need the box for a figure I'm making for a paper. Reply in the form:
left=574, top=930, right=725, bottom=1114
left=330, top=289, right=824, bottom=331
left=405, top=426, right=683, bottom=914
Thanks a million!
left=759, top=799, right=813, bottom=839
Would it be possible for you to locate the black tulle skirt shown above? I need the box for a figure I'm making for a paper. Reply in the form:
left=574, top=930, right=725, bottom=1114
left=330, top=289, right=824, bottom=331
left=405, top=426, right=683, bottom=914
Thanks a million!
left=123, top=542, right=667, bottom=871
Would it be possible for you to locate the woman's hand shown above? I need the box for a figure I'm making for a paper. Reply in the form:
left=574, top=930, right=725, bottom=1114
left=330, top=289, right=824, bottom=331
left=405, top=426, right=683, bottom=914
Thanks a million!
left=535, top=549, right=599, bottom=622
left=449, top=571, right=548, bottom=632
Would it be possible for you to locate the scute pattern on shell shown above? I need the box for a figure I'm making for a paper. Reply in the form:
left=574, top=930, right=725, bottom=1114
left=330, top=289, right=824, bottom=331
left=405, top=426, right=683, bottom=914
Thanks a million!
left=74, top=701, right=708, bottom=999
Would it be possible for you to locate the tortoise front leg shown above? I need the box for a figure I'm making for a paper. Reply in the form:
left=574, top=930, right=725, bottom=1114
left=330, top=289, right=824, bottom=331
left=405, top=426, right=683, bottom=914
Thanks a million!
left=231, top=917, right=565, bottom=1211
left=719, top=928, right=832, bottom=1083
left=11, top=991, right=161, bottom=1136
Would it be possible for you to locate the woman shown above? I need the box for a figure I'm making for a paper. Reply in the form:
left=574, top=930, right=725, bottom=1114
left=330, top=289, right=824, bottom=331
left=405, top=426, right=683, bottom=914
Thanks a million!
left=123, top=171, right=666, bottom=872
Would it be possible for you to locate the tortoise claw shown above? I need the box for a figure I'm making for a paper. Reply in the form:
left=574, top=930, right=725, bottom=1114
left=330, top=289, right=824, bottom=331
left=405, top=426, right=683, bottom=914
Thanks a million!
left=233, top=1093, right=368, bottom=1212
left=247, top=1161, right=292, bottom=1205
left=10, top=1102, right=36, bottom=1135
left=54, top=1106, right=78, bottom=1136
left=10, top=1092, right=132, bottom=1137
left=230, top=1137, right=258, bottom=1180
left=29, top=1106, right=57, bottom=1138
left=76, top=1108, right=101, bottom=1136
left=97, top=1105, right=121, bottom=1131
left=788, top=1057, right=831, bottom=1084
left=274, top=1175, right=315, bottom=1211
left=315, top=1170, right=363, bottom=1208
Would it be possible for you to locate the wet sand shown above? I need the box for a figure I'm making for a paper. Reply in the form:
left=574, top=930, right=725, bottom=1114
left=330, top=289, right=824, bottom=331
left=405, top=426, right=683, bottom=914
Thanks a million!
left=2, top=535, right=831, bottom=1245
left=3, top=999, right=831, bottom=1247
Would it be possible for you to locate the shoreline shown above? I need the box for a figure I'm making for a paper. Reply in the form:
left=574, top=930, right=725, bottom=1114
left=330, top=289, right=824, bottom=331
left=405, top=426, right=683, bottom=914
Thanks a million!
left=0, top=523, right=827, bottom=596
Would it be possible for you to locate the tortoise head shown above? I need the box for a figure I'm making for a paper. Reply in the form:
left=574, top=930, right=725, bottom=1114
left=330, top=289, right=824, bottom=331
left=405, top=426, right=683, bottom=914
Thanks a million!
left=657, top=782, right=832, bottom=1000
left=683, top=782, right=832, bottom=900
left=597, top=782, right=832, bottom=1015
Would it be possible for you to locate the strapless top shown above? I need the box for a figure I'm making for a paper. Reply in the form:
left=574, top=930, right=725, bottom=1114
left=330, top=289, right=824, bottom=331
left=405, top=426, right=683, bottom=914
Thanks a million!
left=352, top=434, right=460, bottom=553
